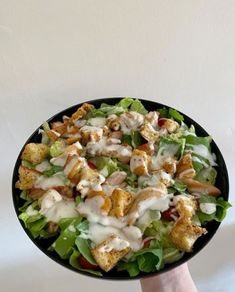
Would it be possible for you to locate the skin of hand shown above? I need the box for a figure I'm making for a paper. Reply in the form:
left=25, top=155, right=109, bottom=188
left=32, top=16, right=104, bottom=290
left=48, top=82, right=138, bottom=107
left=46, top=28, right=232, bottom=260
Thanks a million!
left=140, top=263, right=197, bottom=292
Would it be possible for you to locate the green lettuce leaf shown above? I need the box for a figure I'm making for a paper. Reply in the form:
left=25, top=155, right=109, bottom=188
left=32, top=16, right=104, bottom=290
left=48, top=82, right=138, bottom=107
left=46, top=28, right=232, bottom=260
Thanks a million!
left=43, top=165, right=63, bottom=177
left=130, top=99, right=148, bottom=115
left=117, top=261, right=140, bottom=277
left=69, top=248, right=102, bottom=276
left=49, top=141, right=64, bottom=157
left=75, top=237, right=97, bottom=265
left=134, top=247, right=163, bottom=272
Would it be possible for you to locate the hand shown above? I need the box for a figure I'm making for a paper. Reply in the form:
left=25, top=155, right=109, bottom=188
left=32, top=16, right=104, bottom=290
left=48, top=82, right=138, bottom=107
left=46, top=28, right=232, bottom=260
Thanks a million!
left=140, top=263, right=197, bottom=292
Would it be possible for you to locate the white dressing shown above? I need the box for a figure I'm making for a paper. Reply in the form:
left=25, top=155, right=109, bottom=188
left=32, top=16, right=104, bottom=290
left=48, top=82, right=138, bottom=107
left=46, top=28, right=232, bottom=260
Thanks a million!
left=35, top=174, right=65, bottom=190
left=200, top=202, right=216, bottom=215
left=35, top=160, right=51, bottom=172
left=77, top=196, right=126, bottom=228
left=98, top=237, right=130, bottom=252
left=81, top=223, right=142, bottom=251
left=39, top=189, right=78, bottom=222
left=187, top=144, right=217, bottom=166
left=87, top=117, right=106, bottom=127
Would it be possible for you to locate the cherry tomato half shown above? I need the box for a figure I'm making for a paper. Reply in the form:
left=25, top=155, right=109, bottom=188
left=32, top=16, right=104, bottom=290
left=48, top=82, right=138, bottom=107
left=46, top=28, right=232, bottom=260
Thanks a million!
left=158, top=118, right=167, bottom=127
left=88, top=161, right=97, bottom=170
left=161, top=207, right=179, bottom=221
left=78, top=255, right=98, bottom=270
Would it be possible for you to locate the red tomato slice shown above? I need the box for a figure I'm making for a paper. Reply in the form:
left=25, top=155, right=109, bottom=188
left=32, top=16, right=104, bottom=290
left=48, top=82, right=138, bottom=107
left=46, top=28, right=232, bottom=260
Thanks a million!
left=88, top=161, right=97, bottom=169
left=158, top=118, right=167, bottom=127
left=78, top=255, right=98, bottom=270
left=161, top=207, right=179, bottom=221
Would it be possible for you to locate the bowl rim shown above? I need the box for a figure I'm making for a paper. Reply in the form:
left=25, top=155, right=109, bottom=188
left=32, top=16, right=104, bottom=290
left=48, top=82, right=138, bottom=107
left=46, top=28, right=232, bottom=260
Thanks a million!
left=12, top=97, right=230, bottom=280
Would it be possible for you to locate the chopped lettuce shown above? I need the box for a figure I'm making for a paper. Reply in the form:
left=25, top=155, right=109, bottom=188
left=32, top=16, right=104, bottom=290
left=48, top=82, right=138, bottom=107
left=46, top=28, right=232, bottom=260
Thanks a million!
left=49, top=141, right=64, bottom=157
left=168, top=108, right=184, bottom=122
left=43, top=165, right=63, bottom=177
left=134, top=247, right=163, bottom=272
left=159, top=136, right=186, bottom=159
left=89, top=157, right=120, bottom=176
left=22, top=160, right=34, bottom=169
left=19, top=202, right=47, bottom=239
left=122, top=131, right=144, bottom=148
left=75, top=237, right=97, bottom=265
left=130, top=99, right=148, bottom=115
left=136, top=210, right=161, bottom=232
left=172, top=180, right=187, bottom=193
left=195, top=166, right=217, bottom=185
left=117, top=261, right=140, bottom=277
left=157, top=107, right=184, bottom=122
left=51, top=217, right=82, bottom=259
left=69, top=248, right=102, bottom=276
left=118, top=97, right=134, bottom=109
left=197, top=195, right=232, bottom=224
left=163, top=247, right=184, bottom=264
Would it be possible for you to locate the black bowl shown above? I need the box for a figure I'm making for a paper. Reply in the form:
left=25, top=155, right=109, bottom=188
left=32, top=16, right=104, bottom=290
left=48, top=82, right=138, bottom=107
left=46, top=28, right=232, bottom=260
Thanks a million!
left=12, top=97, right=229, bottom=280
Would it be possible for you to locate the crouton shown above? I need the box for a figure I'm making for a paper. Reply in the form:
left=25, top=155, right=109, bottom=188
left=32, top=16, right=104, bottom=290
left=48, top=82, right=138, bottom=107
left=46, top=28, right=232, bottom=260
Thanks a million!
left=21, top=143, right=48, bottom=164
left=130, top=149, right=150, bottom=176
left=181, top=178, right=221, bottom=196
left=163, top=157, right=177, bottom=175
left=174, top=195, right=198, bottom=218
left=140, top=121, right=160, bottom=143
left=109, top=188, right=133, bottom=218
left=91, top=235, right=131, bottom=272
left=176, top=154, right=195, bottom=179
left=70, top=103, right=94, bottom=122
left=162, top=119, right=179, bottom=133
left=15, top=166, right=41, bottom=190
left=170, top=217, right=207, bottom=252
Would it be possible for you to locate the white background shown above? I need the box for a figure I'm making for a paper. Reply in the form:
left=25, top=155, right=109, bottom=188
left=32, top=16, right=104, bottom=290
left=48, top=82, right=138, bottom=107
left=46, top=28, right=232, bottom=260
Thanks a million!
left=0, top=1, right=234, bottom=291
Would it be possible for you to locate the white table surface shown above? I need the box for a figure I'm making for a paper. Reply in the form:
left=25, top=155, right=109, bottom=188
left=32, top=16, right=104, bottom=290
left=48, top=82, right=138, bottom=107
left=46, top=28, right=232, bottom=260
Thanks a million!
left=1, top=1, right=235, bottom=291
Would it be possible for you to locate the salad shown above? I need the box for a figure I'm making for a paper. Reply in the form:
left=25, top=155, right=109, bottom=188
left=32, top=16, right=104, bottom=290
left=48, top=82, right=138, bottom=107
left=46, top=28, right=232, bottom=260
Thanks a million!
left=16, top=98, right=231, bottom=277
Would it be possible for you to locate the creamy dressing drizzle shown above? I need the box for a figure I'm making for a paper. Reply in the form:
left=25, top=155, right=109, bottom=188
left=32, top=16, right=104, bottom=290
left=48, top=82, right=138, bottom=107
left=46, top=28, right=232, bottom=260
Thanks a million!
left=98, top=237, right=130, bottom=252
left=35, top=174, right=65, bottom=190
left=39, top=189, right=78, bottom=222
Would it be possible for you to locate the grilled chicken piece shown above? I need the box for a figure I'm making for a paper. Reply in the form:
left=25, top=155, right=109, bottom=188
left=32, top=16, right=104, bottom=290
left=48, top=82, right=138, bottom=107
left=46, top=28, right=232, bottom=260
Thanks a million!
left=176, top=153, right=195, bottom=179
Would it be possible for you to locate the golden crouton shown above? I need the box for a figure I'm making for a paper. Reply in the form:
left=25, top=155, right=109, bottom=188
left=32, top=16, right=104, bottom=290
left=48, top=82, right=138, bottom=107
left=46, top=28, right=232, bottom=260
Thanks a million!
left=108, top=131, right=123, bottom=140
left=175, top=196, right=198, bottom=218
left=170, top=217, right=207, bottom=252
left=109, top=188, right=133, bottom=218
left=162, top=119, right=179, bottom=133
left=130, top=149, right=150, bottom=176
left=181, top=178, right=221, bottom=196
left=91, top=235, right=131, bottom=272
left=137, top=143, right=155, bottom=156
left=15, top=166, right=41, bottom=190
left=176, top=154, right=195, bottom=179
left=21, top=143, right=48, bottom=164
left=70, top=103, right=94, bottom=122
left=163, top=157, right=177, bottom=175
left=140, top=122, right=160, bottom=143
